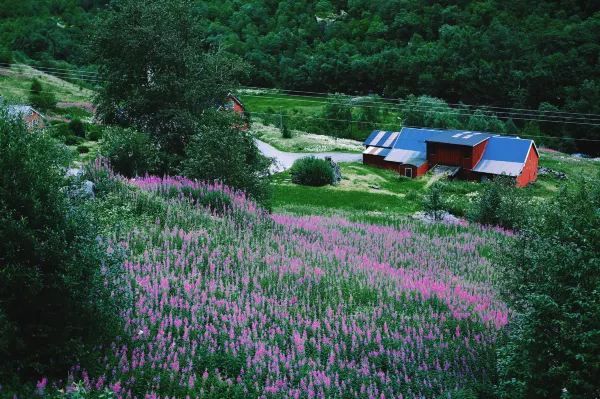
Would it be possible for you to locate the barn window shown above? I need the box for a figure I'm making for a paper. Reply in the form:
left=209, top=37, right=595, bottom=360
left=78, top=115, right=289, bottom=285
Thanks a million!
left=404, top=168, right=413, bottom=178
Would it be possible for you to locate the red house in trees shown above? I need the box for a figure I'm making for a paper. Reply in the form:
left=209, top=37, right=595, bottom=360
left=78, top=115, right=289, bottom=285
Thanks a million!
left=363, top=128, right=538, bottom=187
left=219, top=93, right=249, bottom=129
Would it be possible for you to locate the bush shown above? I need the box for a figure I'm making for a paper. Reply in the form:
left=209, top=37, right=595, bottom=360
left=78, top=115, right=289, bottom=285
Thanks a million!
left=68, top=118, right=86, bottom=137
left=281, top=122, right=292, bottom=139
left=199, top=190, right=232, bottom=214
left=183, top=112, right=272, bottom=206
left=496, top=178, right=600, bottom=398
left=64, top=134, right=84, bottom=146
left=28, top=79, right=57, bottom=111
left=100, top=126, right=159, bottom=177
left=289, top=156, right=335, bottom=186
left=468, top=176, right=528, bottom=229
left=77, top=144, right=89, bottom=153
left=86, top=125, right=103, bottom=141
left=0, top=45, right=12, bottom=65
left=0, top=108, right=122, bottom=383
left=422, top=180, right=448, bottom=220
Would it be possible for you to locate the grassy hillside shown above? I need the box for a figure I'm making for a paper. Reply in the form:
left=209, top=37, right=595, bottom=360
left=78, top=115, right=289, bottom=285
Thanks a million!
left=31, top=167, right=509, bottom=398
left=0, top=64, right=94, bottom=104
left=271, top=151, right=600, bottom=219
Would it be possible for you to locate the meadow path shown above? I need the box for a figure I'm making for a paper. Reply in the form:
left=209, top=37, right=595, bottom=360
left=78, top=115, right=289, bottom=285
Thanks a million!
left=255, top=139, right=362, bottom=172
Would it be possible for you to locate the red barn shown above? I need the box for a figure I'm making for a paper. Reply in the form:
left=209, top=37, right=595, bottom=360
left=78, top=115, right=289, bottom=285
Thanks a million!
left=362, top=131, right=400, bottom=170
left=224, top=94, right=246, bottom=115
left=363, top=128, right=539, bottom=187
left=472, top=136, right=539, bottom=187
left=7, top=105, right=45, bottom=129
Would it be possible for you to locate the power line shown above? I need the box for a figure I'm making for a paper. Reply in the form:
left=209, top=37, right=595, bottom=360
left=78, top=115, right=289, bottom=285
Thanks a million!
left=4, top=61, right=599, bottom=119
left=250, top=111, right=600, bottom=141
left=0, top=67, right=104, bottom=84
left=0, top=63, right=100, bottom=78
left=241, top=85, right=600, bottom=118
left=240, top=93, right=600, bottom=123
left=0, top=85, right=92, bottom=98
left=5, top=62, right=599, bottom=122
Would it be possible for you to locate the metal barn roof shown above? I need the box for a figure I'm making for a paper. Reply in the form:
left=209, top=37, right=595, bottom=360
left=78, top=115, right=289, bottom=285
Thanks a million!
left=363, top=146, right=391, bottom=157
left=7, top=105, right=35, bottom=117
left=364, top=130, right=401, bottom=148
left=384, top=149, right=426, bottom=166
left=472, top=136, right=536, bottom=176
left=382, top=128, right=442, bottom=166
left=425, top=130, right=494, bottom=146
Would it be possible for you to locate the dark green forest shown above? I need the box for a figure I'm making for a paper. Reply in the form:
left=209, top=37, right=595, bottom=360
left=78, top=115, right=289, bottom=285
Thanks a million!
left=1, top=0, right=599, bottom=151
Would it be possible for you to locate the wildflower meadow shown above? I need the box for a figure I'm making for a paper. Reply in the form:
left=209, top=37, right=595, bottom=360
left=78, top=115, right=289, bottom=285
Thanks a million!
left=51, top=172, right=510, bottom=399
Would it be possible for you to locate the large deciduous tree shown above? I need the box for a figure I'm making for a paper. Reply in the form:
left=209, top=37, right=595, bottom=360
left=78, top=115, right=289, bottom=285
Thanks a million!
left=91, top=0, right=247, bottom=171
left=496, top=178, right=600, bottom=398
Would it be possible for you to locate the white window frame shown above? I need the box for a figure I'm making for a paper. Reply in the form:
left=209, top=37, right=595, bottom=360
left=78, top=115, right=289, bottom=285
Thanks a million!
left=404, top=168, right=413, bottom=178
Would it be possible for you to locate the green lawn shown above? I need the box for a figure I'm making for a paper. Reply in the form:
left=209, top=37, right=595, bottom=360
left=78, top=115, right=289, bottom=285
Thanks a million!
left=271, top=152, right=600, bottom=218
left=240, top=91, right=325, bottom=116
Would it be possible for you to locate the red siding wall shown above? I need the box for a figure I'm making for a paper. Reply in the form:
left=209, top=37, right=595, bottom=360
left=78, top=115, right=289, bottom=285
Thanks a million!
left=516, top=147, right=539, bottom=187
left=428, top=143, right=471, bottom=168
left=24, top=113, right=45, bottom=129
left=471, top=141, right=488, bottom=169
left=363, top=154, right=397, bottom=171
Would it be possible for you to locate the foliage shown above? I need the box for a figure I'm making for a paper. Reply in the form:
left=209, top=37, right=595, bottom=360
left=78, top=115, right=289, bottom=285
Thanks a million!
left=182, top=112, right=272, bottom=206
left=37, top=168, right=510, bottom=397
left=91, top=0, right=247, bottom=171
left=68, top=118, right=86, bottom=137
left=77, top=144, right=89, bottom=154
left=0, top=108, right=122, bottom=383
left=496, top=177, right=600, bottom=398
left=28, top=78, right=56, bottom=110
left=281, top=119, right=292, bottom=139
left=423, top=180, right=448, bottom=220
left=289, top=156, right=335, bottom=186
left=86, top=125, right=103, bottom=141
left=320, top=94, right=353, bottom=139
left=100, top=126, right=159, bottom=178
left=468, top=176, right=528, bottom=229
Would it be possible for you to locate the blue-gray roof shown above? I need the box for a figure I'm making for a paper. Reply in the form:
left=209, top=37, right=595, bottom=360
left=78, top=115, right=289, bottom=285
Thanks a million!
left=472, top=136, right=537, bottom=176
left=7, top=105, right=35, bottom=117
left=384, top=128, right=443, bottom=167
left=425, top=130, right=494, bottom=146
left=479, top=136, right=535, bottom=163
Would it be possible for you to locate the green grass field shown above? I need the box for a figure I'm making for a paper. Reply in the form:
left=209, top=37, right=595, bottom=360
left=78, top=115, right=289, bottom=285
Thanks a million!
left=240, top=91, right=325, bottom=116
left=270, top=152, right=600, bottom=218
left=0, top=64, right=94, bottom=105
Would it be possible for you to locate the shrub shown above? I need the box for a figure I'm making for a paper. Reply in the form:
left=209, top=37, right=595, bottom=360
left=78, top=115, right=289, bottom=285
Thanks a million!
left=100, top=126, right=159, bottom=177
left=468, top=176, right=527, bottom=229
left=77, top=144, right=90, bottom=154
left=28, top=79, right=57, bottom=111
left=68, top=118, right=86, bottom=137
left=496, top=178, right=600, bottom=398
left=289, top=156, right=335, bottom=186
left=422, top=180, right=448, bottom=220
left=0, top=108, right=122, bottom=383
left=281, top=121, right=292, bottom=139
left=86, top=125, right=103, bottom=141
left=0, top=45, right=12, bottom=65
left=64, top=134, right=84, bottom=145
left=183, top=112, right=272, bottom=206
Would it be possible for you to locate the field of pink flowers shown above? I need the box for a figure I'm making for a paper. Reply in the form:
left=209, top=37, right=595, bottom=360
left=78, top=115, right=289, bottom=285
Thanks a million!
left=66, top=174, right=510, bottom=398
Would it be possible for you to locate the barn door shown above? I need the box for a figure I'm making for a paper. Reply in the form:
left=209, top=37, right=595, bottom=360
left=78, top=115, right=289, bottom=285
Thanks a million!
left=404, top=168, right=413, bottom=178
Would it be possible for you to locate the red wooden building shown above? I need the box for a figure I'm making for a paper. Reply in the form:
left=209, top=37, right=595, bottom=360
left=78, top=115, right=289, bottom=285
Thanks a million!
left=363, top=128, right=538, bottom=187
